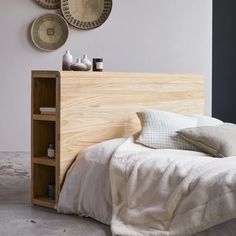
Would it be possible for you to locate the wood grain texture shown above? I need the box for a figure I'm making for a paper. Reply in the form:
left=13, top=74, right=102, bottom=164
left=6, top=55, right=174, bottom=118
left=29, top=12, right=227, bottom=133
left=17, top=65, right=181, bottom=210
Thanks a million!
left=59, top=72, right=204, bottom=185
left=33, top=157, right=56, bottom=167
left=33, top=114, right=56, bottom=121
left=33, top=197, right=55, bottom=209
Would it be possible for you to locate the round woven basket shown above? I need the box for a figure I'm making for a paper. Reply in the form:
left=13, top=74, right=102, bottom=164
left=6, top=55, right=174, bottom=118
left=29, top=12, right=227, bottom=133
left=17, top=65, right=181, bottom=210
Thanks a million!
left=61, top=0, right=112, bottom=30
left=31, top=13, right=69, bottom=51
left=35, top=0, right=60, bottom=9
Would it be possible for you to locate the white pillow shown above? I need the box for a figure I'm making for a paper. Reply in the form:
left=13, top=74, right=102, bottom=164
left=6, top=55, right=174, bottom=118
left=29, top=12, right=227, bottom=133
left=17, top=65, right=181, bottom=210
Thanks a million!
left=136, top=110, right=223, bottom=150
left=194, top=115, right=223, bottom=126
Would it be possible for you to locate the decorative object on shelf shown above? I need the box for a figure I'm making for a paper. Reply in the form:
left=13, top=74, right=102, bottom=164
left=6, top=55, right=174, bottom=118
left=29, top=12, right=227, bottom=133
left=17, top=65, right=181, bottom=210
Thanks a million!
left=40, top=107, right=56, bottom=115
left=61, top=0, right=113, bottom=30
left=70, top=58, right=87, bottom=71
left=48, top=184, right=55, bottom=200
left=81, top=54, right=92, bottom=71
left=35, top=0, right=60, bottom=9
left=62, top=50, right=73, bottom=71
left=93, top=58, right=103, bottom=71
left=47, top=144, right=55, bottom=159
left=31, top=13, right=69, bottom=51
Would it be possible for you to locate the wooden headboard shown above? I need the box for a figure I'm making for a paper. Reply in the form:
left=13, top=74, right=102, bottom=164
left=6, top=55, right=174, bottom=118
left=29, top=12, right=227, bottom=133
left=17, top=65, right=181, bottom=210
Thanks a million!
left=59, top=72, right=204, bottom=171
left=32, top=71, right=204, bottom=205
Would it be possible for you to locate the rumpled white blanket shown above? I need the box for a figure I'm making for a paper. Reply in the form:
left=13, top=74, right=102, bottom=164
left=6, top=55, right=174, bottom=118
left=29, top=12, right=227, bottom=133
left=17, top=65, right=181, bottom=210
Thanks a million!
left=110, top=138, right=236, bottom=236
left=58, top=137, right=236, bottom=236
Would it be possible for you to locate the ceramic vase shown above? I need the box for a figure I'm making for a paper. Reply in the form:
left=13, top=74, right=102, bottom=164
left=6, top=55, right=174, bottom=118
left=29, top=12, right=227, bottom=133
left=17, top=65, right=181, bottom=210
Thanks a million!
left=81, top=54, right=92, bottom=71
left=62, top=50, right=73, bottom=71
left=70, top=58, right=87, bottom=71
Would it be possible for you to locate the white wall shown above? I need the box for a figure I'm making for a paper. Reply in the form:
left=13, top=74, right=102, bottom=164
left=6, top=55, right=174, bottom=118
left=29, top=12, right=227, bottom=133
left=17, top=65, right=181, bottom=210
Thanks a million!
left=0, top=0, right=212, bottom=151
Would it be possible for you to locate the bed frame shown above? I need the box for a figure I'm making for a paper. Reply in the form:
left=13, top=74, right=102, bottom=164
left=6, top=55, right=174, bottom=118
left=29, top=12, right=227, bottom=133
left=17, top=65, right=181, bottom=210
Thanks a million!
left=31, top=71, right=204, bottom=208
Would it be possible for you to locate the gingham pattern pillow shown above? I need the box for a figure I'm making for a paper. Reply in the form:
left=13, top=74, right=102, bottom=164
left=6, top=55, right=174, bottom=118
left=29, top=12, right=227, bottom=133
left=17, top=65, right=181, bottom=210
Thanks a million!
left=136, top=110, right=199, bottom=150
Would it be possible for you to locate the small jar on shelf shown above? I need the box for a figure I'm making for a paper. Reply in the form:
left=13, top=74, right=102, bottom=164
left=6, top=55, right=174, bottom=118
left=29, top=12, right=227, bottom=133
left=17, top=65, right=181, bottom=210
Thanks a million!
left=47, top=144, right=55, bottom=159
left=48, top=184, right=55, bottom=200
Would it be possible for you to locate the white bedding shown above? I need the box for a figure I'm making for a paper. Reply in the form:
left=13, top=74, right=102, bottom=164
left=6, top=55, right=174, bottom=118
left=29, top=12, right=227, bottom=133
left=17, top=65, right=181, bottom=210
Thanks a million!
left=57, top=138, right=125, bottom=225
left=58, top=137, right=236, bottom=236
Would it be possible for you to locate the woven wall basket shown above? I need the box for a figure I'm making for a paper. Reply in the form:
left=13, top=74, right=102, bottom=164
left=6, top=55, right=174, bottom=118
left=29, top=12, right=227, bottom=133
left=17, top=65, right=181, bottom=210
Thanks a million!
left=61, top=0, right=112, bottom=30
left=31, top=13, right=69, bottom=51
left=35, top=0, right=60, bottom=9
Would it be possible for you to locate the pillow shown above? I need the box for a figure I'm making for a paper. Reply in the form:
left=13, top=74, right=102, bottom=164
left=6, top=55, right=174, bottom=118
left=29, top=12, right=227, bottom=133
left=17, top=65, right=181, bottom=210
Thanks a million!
left=194, top=115, right=223, bottom=126
left=136, top=110, right=223, bottom=150
left=136, top=110, right=198, bottom=150
left=178, top=123, right=236, bottom=157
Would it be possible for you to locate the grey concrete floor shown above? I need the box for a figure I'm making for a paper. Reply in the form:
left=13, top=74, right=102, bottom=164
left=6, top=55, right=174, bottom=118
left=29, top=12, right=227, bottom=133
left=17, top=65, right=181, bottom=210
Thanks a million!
left=0, top=152, right=112, bottom=236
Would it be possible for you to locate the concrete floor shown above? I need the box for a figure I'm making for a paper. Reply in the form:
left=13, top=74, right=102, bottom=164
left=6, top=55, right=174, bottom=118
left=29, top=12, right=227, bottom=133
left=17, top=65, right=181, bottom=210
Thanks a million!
left=0, top=152, right=112, bottom=236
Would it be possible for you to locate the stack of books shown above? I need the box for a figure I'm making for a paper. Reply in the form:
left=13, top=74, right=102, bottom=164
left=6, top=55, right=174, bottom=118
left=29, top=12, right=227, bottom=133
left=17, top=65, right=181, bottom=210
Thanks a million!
left=40, top=107, right=56, bottom=115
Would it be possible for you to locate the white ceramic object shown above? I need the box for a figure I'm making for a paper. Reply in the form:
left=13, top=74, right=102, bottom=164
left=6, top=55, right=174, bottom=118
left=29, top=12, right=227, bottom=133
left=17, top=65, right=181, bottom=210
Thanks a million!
left=62, top=50, right=73, bottom=71
left=47, top=144, right=55, bottom=159
left=81, top=54, right=92, bottom=71
left=70, top=58, right=87, bottom=71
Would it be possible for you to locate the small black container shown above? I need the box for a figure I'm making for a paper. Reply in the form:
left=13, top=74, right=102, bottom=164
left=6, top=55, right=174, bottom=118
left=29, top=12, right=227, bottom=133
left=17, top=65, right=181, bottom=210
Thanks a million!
left=93, top=58, right=103, bottom=72
left=48, top=184, right=55, bottom=200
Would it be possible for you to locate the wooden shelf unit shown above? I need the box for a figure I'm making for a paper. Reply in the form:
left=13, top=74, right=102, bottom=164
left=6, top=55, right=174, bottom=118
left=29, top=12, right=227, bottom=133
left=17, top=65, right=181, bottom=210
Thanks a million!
left=31, top=72, right=59, bottom=209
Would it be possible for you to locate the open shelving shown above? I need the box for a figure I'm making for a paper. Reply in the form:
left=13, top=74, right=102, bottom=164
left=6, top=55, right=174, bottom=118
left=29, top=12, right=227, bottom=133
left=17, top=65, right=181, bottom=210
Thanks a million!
left=31, top=72, right=59, bottom=209
left=32, top=164, right=56, bottom=208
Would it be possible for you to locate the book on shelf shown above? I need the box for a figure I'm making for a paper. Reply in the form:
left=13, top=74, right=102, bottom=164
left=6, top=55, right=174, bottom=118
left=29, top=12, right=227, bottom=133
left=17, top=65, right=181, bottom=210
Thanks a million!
left=40, top=107, right=56, bottom=115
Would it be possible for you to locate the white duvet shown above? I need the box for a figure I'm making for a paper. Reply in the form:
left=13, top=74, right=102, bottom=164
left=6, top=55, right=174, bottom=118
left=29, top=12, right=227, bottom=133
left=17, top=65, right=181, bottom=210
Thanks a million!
left=58, top=137, right=236, bottom=236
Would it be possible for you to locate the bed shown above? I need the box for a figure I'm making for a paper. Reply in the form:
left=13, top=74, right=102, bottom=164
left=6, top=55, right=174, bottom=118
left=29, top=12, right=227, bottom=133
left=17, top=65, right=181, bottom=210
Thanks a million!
left=53, top=72, right=236, bottom=235
left=58, top=135, right=236, bottom=236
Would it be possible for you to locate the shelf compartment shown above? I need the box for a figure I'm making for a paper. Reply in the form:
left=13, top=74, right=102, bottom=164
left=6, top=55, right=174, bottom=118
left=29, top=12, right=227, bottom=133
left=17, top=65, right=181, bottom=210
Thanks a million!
left=32, top=77, right=56, bottom=115
left=33, top=114, right=56, bottom=121
left=33, top=120, right=55, bottom=157
left=33, top=157, right=55, bottom=167
left=33, top=164, right=56, bottom=208
left=33, top=197, right=55, bottom=209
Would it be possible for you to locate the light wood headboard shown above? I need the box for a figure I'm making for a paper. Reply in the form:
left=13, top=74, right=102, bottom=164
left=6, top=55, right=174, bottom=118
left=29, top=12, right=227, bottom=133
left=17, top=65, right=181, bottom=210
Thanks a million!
left=59, top=72, right=204, bottom=172
left=32, top=71, right=204, bottom=201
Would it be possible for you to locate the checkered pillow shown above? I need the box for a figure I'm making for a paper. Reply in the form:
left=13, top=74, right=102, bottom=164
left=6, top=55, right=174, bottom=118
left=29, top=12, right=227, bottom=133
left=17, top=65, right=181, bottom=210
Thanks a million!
left=136, top=110, right=199, bottom=150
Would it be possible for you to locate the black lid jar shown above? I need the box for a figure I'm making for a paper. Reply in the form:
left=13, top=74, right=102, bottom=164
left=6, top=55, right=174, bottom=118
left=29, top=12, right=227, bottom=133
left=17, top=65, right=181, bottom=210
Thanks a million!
left=93, top=58, right=103, bottom=72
